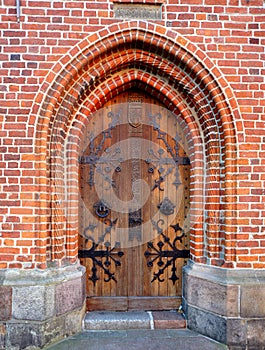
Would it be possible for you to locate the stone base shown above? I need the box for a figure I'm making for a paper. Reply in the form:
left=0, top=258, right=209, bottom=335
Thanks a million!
left=183, top=261, right=265, bottom=350
left=0, top=264, right=86, bottom=350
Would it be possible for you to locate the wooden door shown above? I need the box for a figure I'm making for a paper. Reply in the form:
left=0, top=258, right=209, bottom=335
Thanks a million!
left=78, top=90, right=190, bottom=311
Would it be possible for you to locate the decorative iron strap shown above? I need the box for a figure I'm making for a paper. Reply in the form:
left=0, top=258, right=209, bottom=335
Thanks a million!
left=78, top=240, right=124, bottom=286
left=144, top=219, right=190, bottom=285
left=79, top=217, right=124, bottom=285
left=149, top=112, right=190, bottom=165
left=147, top=112, right=190, bottom=190
left=78, top=111, right=122, bottom=188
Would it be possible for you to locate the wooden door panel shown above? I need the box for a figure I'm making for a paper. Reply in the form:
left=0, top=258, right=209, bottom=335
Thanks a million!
left=78, top=90, right=190, bottom=311
left=86, top=297, right=182, bottom=311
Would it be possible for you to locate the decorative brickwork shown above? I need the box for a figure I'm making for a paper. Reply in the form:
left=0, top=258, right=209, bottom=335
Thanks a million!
left=0, top=1, right=265, bottom=348
left=40, top=23, right=238, bottom=269
left=1, top=0, right=264, bottom=269
left=2, top=18, right=242, bottom=269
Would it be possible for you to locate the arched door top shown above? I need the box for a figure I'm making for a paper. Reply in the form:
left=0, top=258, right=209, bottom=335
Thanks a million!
left=32, top=21, right=239, bottom=268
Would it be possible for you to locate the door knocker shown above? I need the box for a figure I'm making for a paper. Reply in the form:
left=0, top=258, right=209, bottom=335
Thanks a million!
left=157, top=197, right=175, bottom=216
left=94, top=200, right=110, bottom=218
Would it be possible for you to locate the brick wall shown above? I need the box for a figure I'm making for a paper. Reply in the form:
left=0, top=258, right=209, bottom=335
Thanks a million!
left=0, top=0, right=265, bottom=269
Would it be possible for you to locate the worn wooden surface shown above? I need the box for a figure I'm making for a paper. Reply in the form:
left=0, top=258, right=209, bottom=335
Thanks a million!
left=79, top=90, right=190, bottom=311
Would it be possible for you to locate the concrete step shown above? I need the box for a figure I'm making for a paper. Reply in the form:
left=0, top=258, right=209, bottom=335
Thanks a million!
left=84, top=310, right=186, bottom=330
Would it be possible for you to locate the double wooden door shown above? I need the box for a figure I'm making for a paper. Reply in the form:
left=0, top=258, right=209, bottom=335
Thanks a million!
left=79, top=90, right=190, bottom=311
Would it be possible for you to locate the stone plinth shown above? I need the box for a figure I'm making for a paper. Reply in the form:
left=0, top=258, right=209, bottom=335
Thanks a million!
left=0, top=287, right=12, bottom=321
left=183, top=261, right=265, bottom=350
left=0, top=264, right=86, bottom=350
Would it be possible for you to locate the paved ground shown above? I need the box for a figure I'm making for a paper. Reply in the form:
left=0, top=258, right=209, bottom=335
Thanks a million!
left=45, top=329, right=228, bottom=350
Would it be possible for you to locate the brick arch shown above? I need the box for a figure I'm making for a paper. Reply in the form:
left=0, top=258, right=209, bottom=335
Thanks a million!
left=66, top=72, right=205, bottom=261
left=33, top=21, right=238, bottom=268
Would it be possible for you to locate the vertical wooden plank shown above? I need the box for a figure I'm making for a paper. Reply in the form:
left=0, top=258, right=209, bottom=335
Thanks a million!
left=150, top=98, right=163, bottom=299
left=142, top=120, right=152, bottom=298
left=166, top=111, right=180, bottom=298
left=159, top=101, right=170, bottom=298
left=127, top=90, right=142, bottom=298
left=78, top=89, right=190, bottom=311
left=114, top=94, right=129, bottom=300
left=95, top=105, right=106, bottom=299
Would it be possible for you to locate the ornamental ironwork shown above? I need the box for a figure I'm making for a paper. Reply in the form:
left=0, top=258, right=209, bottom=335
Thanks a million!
left=79, top=107, right=190, bottom=286
left=128, top=208, right=142, bottom=241
left=78, top=111, right=123, bottom=188
left=79, top=216, right=124, bottom=285
left=147, top=112, right=190, bottom=191
left=93, top=200, right=110, bottom=218
left=144, top=219, right=190, bottom=285
left=157, top=197, right=175, bottom=216
left=78, top=240, right=124, bottom=286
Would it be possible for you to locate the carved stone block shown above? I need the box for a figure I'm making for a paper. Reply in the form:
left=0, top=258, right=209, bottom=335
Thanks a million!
left=241, top=284, right=265, bottom=317
left=55, top=277, right=84, bottom=316
left=114, top=4, right=162, bottom=20
left=12, top=285, right=54, bottom=321
left=0, top=287, right=12, bottom=321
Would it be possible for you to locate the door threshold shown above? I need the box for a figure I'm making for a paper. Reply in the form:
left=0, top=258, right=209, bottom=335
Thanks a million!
left=86, top=296, right=182, bottom=311
left=83, top=310, right=186, bottom=331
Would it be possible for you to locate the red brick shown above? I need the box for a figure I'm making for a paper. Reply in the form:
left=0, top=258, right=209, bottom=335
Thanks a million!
left=0, top=0, right=264, bottom=270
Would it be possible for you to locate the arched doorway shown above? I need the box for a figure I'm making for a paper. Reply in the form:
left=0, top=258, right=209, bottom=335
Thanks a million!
left=33, top=22, right=238, bottom=270
left=78, top=89, right=190, bottom=310
left=31, top=20, right=239, bottom=346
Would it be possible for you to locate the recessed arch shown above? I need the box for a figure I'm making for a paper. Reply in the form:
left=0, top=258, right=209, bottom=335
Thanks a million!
left=32, top=21, right=239, bottom=268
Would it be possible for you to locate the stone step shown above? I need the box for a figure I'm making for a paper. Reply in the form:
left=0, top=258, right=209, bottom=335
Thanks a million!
left=45, top=329, right=229, bottom=350
left=83, top=311, right=186, bottom=330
